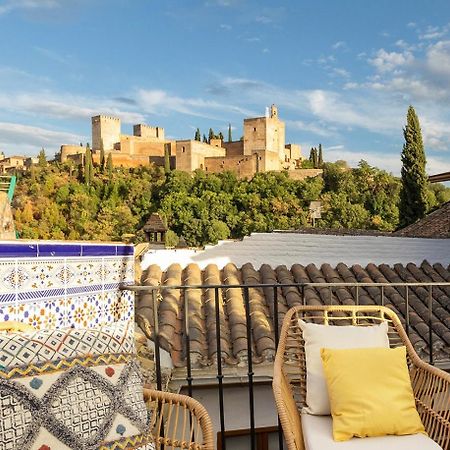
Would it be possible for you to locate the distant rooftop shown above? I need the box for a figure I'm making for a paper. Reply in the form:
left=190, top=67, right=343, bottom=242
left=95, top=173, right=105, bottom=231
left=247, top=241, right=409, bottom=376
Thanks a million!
left=141, top=232, right=450, bottom=270
left=396, top=202, right=450, bottom=238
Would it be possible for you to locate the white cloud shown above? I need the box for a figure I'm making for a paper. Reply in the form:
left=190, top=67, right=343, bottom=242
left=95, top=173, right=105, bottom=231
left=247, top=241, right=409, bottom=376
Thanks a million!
left=0, top=91, right=145, bottom=124
left=0, top=122, right=85, bottom=156
left=368, top=49, right=414, bottom=72
left=332, top=41, right=347, bottom=50
left=419, top=25, right=449, bottom=40
left=219, top=23, right=232, bottom=30
left=137, top=89, right=255, bottom=119
left=332, top=68, right=350, bottom=78
left=0, top=0, right=63, bottom=15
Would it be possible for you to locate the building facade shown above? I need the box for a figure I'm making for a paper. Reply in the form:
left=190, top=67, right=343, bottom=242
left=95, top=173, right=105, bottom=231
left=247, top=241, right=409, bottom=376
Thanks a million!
left=59, top=105, right=313, bottom=178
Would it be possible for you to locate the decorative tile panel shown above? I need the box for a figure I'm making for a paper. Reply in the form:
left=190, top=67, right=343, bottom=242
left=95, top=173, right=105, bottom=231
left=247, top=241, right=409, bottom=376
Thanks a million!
left=0, top=241, right=134, bottom=331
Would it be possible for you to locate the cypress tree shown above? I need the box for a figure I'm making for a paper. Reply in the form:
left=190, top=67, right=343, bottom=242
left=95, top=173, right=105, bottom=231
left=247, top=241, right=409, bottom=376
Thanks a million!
left=85, top=145, right=92, bottom=186
left=208, top=128, right=215, bottom=143
left=38, top=148, right=47, bottom=168
left=399, top=106, right=428, bottom=227
left=164, top=143, right=171, bottom=173
left=202, top=134, right=208, bottom=143
left=107, top=153, right=113, bottom=179
left=100, top=139, right=105, bottom=172
left=318, top=143, right=323, bottom=167
left=218, top=131, right=224, bottom=141
left=228, top=123, right=232, bottom=142
left=194, top=128, right=201, bottom=141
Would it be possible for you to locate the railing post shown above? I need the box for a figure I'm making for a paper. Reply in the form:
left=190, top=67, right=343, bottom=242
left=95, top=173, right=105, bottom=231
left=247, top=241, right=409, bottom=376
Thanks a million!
left=152, top=288, right=165, bottom=449
left=214, top=287, right=226, bottom=450
left=184, top=288, right=193, bottom=398
left=405, top=286, right=410, bottom=337
left=243, top=286, right=256, bottom=450
left=273, top=286, right=283, bottom=450
left=428, top=286, right=433, bottom=365
left=152, top=288, right=163, bottom=392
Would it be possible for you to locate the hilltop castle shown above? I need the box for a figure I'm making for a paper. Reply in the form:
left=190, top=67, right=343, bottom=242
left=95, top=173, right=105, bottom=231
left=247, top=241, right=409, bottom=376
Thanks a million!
left=59, top=105, right=319, bottom=179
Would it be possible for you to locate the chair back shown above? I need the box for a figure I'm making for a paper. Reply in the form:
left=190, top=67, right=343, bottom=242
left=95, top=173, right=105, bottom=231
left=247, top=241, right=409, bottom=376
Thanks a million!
left=274, top=305, right=419, bottom=412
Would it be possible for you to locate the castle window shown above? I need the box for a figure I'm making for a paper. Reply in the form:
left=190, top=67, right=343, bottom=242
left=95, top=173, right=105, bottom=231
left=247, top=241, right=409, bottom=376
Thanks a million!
left=253, top=127, right=257, bottom=132
left=182, top=146, right=185, bottom=153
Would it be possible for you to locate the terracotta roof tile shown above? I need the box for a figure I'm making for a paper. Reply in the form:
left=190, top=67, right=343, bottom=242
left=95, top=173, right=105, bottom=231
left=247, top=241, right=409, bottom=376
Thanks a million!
left=396, top=202, right=450, bottom=238
left=136, top=261, right=450, bottom=370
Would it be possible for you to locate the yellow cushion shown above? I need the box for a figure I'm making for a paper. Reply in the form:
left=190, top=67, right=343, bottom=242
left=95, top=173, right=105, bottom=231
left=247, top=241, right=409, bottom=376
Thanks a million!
left=320, top=346, right=425, bottom=441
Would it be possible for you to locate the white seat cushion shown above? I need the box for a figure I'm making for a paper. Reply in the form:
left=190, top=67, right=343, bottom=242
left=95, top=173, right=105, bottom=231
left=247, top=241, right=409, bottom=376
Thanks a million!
left=301, top=413, right=442, bottom=450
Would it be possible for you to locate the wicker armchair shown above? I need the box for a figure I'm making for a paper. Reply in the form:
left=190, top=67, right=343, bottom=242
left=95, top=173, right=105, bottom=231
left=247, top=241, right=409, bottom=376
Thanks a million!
left=143, top=387, right=214, bottom=450
left=272, top=305, right=450, bottom=450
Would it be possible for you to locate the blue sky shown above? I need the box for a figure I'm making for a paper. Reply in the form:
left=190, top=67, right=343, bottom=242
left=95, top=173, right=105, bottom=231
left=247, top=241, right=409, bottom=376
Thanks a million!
left=1, top=0, right=450, bottom=175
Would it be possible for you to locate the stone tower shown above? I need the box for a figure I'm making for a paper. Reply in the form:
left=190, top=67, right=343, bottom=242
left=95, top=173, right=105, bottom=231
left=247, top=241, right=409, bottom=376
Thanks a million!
left=243, top=104, right=285, bottom=164
left=92, top=115, right=121, bottom=151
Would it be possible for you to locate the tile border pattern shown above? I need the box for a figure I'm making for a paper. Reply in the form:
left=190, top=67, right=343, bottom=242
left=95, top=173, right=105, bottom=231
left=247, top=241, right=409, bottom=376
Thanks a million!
left=0, top=241, right=135, bottom=330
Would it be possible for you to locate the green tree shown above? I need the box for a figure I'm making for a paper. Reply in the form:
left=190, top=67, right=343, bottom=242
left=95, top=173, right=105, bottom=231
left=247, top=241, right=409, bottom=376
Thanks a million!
left=85, top=145, right=93, bottom=186
left=107, top=153, right=113, bottom=179
left=208, top=128, right=215, bottom=143
left=309, top=147, right=318, bottom=168
left=218, top=131, right=224, bottom=141
left=100, top=139, right=105, bottom=172
left=165, top=229, right=179, bottom=247
left=194, top=128, right=201, bottom=141
left=164, top=143, right=171, bottom=174
left=38, top=148, right=47, bottom=168
left=228, top=123, right=232, bottom=142
left=318, top=143, right=323, bottom=167
left=202, top=134, right=208, bottom=143
left=399, top=106, right=428, bottom=227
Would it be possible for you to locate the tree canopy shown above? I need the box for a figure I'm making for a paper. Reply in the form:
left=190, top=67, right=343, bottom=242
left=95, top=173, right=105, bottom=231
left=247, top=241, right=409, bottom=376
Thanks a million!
left=12, top=158, right=449, bottom=246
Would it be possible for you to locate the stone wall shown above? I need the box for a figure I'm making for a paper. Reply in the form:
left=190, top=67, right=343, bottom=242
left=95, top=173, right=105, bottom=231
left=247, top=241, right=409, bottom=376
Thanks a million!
left=92, top=115, right=121, bottom=151
left=60, top=145, right=84, bottom=163
left=286, top=168, right=323, bottom=180
left=204, top=154, right=256, bottom=178
left=222, top=140, right=244, bottom=157
left=0, top=192, right=15, bottom=239
left=176, top=140, right=226, bottom=172
left=133, top=123, right=165, bottom=140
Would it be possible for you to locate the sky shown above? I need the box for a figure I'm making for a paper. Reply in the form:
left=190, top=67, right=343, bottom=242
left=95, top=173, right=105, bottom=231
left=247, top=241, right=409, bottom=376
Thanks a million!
left=1, top=0, right=450, bottom=176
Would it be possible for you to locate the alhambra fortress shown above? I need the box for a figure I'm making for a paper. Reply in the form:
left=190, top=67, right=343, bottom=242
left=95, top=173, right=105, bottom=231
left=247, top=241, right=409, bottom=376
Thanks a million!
left=58, top=105, right=322, bottom=179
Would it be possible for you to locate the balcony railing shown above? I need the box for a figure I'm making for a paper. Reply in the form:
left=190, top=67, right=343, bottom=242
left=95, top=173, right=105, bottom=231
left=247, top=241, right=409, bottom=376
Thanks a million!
left=123, top=281, right=450, bottom=450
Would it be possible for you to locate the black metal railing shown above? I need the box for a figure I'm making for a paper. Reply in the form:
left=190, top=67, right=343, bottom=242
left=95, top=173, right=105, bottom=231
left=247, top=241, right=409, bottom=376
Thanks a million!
left=124, top=281, right=450, bottom=450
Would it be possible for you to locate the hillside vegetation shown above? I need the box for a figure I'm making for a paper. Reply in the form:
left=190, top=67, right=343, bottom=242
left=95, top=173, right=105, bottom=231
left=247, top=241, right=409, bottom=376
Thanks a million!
left=13, top=160, right=450, bottom=246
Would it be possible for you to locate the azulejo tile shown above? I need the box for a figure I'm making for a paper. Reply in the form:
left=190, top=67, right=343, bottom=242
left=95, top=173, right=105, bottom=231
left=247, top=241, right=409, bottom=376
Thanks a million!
left=19, top=259, right=66, bottom=291
left=0, top=243, right=37, bottom=258
left=0, top=303, right=17, bottom=322
left=0, top=260, right=28, bottom=293
left=66, top=258, right=102, bottom=288
left=108, top=290, right=134, bottom=323
left=16, top=298, right=62, bottom=330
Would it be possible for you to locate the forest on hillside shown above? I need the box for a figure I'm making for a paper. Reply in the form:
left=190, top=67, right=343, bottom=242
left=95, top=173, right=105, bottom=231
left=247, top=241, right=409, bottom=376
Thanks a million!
left=12, top=159, right=450, bottom=247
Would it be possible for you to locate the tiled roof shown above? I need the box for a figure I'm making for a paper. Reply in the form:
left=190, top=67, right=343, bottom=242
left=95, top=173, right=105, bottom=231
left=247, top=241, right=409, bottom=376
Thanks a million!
left=396, top=202, right=450, bottom=238
left=142, top=213, right=167, bottom=233
left=137, top=261, right=450, bottom=371
left=141, top=232, right=450, bottom=270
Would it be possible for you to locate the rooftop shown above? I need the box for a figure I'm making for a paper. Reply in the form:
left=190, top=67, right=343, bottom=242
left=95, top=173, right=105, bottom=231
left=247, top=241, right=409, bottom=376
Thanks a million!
left=141, top=232, right=450, bottom=270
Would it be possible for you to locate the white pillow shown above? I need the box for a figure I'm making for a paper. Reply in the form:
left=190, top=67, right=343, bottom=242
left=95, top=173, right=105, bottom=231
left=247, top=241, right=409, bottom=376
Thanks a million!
left=299, top=320, right=389, bottom=415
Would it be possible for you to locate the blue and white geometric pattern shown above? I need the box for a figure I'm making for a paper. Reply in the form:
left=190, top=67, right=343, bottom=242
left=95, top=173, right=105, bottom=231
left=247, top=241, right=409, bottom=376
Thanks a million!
left=0, top=241, right=135, bottom=330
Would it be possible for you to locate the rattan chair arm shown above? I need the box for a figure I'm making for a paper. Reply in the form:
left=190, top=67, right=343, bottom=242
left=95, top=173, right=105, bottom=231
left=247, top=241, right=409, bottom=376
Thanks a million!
left=273, top=368, right=305, bottom=450
left=409, top=362, right=450, bottom=449
left=273, top=306, right=306, bottom=450
left=143, top=387, right=214, bottom=450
